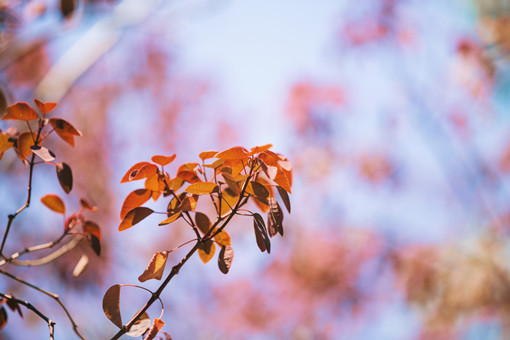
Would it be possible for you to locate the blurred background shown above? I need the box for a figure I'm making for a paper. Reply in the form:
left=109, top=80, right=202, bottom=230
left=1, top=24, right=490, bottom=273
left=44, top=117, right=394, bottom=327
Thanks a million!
left=1, top=0, right=510, bottom=339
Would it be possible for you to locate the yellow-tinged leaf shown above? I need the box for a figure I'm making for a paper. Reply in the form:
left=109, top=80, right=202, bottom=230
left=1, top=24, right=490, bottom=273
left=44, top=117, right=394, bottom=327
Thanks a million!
left=185, top=182, right=218, bottom=195
left=118, top=207, right=154, bottom=231
left=158, top=212, right=181, bottom=226
left=151, top=154, right=176, bottom=166
left=203, top=159, right=224, bottom=169
left=198, top=239, right=215, bottom=263
left=120, top=189, right=151, bottom=219
left=248, top=144, right=273, bottom=155
left=2, top=102, right=38, bottom=121
left=143, top=318, right=165, bottom=340
left=102, top=285, right=122, bottom=329
left=138, top=251, right=169, bottom=282
left=199, top=150, right=218, bottom=161
left=215, top=146, right=249, bottom=160
left=177, top=162, right=199, bottom=173
left=214, top=229, right=231, bottom=247
left=167, top=177, right=183, bottom=191
left=40, top=194, right=66, bottom=215
left=17, top=131, right=37, bottom=161
left=34, top=99, right=57, bottom=115
left=0, top=132, right=12, bottom=153
left=144, top=173, right=160, bottom=191
left=219, top=190, right=239, bottom=217
left=222, top=159, right=246, bottom=176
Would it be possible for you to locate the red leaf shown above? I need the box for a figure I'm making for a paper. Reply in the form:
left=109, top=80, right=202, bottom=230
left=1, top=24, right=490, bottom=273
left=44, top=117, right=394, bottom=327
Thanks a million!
left=2, top=102, right=38, bottom=121
left=120, top=189, right=152, bottom=219
left=151, top=154, right=176, bottom=166
left=34, top=99, right=57, bottom=115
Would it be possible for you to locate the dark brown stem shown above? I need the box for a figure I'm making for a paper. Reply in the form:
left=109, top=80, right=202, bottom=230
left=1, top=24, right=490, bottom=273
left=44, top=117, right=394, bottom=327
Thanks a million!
left=0, top=292, right=56, bottom=339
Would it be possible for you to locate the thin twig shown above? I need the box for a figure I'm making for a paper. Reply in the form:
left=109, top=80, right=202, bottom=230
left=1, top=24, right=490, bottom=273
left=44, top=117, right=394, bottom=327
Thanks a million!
left=0, top=292, right=56, bottom=339
left=0, top=269, right=87, bottom=339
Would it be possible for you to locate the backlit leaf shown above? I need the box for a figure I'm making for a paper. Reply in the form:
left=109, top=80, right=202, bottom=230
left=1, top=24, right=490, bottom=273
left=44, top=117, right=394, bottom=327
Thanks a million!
left=0, top=132, right=12, bottom=153
left=198, top=239, right=215, bottom=263
left=143, top=318, right=165, bottom=340
left=151, top=154, right=176, bottom=166
left=219, top=190, right=238, bottom=217
left=177, top=170, right=201, bottom=184
left=214, top=229, right=231, bottom=247
left=144, top=173, right=160, bottom=192
left=31, top=145, right=55, bottom=162
left=41, top=194, right=66, bottom=215
left=166, top=177, right=183, bottom=191
left=119, top=207, right=154, bottom=231
left=80, top=198, right=98, bottom=211
left=248, top=144, right=273, bottom=155
left=253, top=213, right=270, bottom=253
left=16, top=131, right=36, bottom=161
left=56, top=162, right=73, bottom=194
left=49, top=118, right=82, bottom=146
left=195, top=212, right=211, bottom=234
left=273, top=169, right=292, bottom=193
left=203, top=159, right=224, bottom=169
left=177, top=194, right=198, bottom=211
left=158, top=212, right=181, bottom=226
left=199, top=150, right=218, bottom=161
left=83, top=220, right=101, bottom=256
left=218, top=246, right=234, bottom=274
left=222, top=173, right=240, bottom=196
left=72, top=254, right=89, bottom=278
left=103, top=284, right=122, bottom=329
left=34, top=99, right=57, bottom=115
left=138, top=251, right=168, bottom=282
left=221, top=159, right=246, bottom=176
left=121, top=162, right=150, bottom=183
left=177, top=162, right=199, bottom=173
left=185, top=182, right=218, bottom=195
left=127, top=312, right=151, bottom=337
left=277, top=186, right=291, bottom=213
left=2, top=102, right=38, bottom=121
left=167, top=192, right=186, bottom=215
left=120, top=189, right=152, bottom=219
left=215, top=146, right=249, bottom=160
left=0, top=307, right=6, bottom=330
left=130, top=164, right=158, bottom=182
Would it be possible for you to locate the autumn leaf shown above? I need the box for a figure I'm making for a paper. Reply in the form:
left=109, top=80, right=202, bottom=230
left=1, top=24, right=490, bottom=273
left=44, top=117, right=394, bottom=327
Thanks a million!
left=214, top=229, right=231, bottom=247
left=199, top=150, right=218, bottom=161
left=253, top=213, right=271, bottom=253
left=151, top=154, right=176, bottom=166
left=158, top=212, right=181, bottom=226
left=143, top=318, right=165, bottom=340
left=56, top=162, right=73, bottom=194
left=203, top=158, right=225, bottom=169
left=138, top=251, right=169, bottom=282
left=121, top=162, right=150, bottom=183
left=267, top=198, right=284, bottom=237
left=215, top=146, right=249, bottom=160
left=176, top=194, right=198, bottom=211
left=129, top=164, right=159, bottom=182
left=195, top=212, right=211, bottom=234
left=277, top=186, right=291, bottom=213
left=185, top=182, right=218, bottom=195
left=2, top=102, right=38, bottom=121
left=198, top=239, right=216, bottom=263
left=16, top=131, right=37, bottom=161
left=83, top=220, right=101, bottom=256
left=0, top=132, right=12, bottom=153
left=0, top=307, right=6, bottom=330
left=120, top=189, right=152, bottom=219
left=34, top=99, right=57, bottom=115
left=119, top=207, right=154, bottom=231
left=103, top=285, right=123, bottom=329
left=41, top=194, right=66, bottom=215
left=248, top=144, right=273, bottom=155
left=218, top=246, right=234, bottom=274
left=246, top=181, right=269, bottom=198
left=49, top=118, right=82, bottom=146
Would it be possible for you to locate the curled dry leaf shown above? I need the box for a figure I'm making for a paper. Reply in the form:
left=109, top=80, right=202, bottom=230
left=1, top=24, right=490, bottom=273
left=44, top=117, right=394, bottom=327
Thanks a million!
left=40, top=194, right=66, bottom=215
left=2, top=102, right=38, bottom=121
left=138, top=251, right=169, bottom=282
left=119, top=207, right=154, bottom=231
left=143, top=318, right=165, bottom=340
left=151, top=154, right=176, bottom=166
left=185, top=182, right=218, bottom=195
left=218, top=246, right=234, bottom=274
left=198, top=239, right=215, bottom=264
left=34, top=99, right=57, bottom=115
left=30, top=145, right=55, bottom=162
left=127, top=312, right=152, bottom=337
left=56, top=162, right=73, bottom=194
left=103, top=284, right=123, bottom=329
left=120, top=189, right=152, bottom=219
left=72, top=254, right=89, bottom=278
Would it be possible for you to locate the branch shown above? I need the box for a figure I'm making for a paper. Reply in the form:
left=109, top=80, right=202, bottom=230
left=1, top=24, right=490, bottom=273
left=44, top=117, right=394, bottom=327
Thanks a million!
left=0, top=292, right=56, bottom=340
left=0, top=269, right=87, bottom=339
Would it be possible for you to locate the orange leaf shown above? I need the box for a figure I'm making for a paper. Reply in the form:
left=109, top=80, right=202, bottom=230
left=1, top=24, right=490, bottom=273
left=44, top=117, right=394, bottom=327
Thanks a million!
left=143, top=318, right=165, bottom=340
left=40, top=194, right=66, bottom=215
left=138, top=251, right=168, bottom=282
left=144, top=173, right=160, bottom=192
left=248, top=144, right=272, bottom=155
left=199, top=150, right=218, bottom=161
left=185, top=182, right=218, bottom=195
left=49, top=118, right=82, bottom=146
left=151, top=154, right=176, bottom=166
left=129, top=164, right=158, bottom=181
left=215, top=146, right=249, bottom=160
left=177, top=170, right=201, bottom=183
left=198, top=239, right=215, bottom=263
left=0, top=132, right=12, bottom=153
left=274, top=169, right=292, bottom=193
left=118, top=207, right=154, bottom=231
left=203, top=159, right=225, bottom=169
left=17, top=131, right=37, bottom=161
left=34, top=99, right=57, bottom=115
left=103, top=285, right=122, bottom=329
left=214, top=229, right=231, bottom=247
left=2, top=102, right=38, bottom=121
left=120, top=162, right=150, bottom=183
left=158, top=212, right=181, bottom=226
left=120, top=189, right=152, bottom=219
